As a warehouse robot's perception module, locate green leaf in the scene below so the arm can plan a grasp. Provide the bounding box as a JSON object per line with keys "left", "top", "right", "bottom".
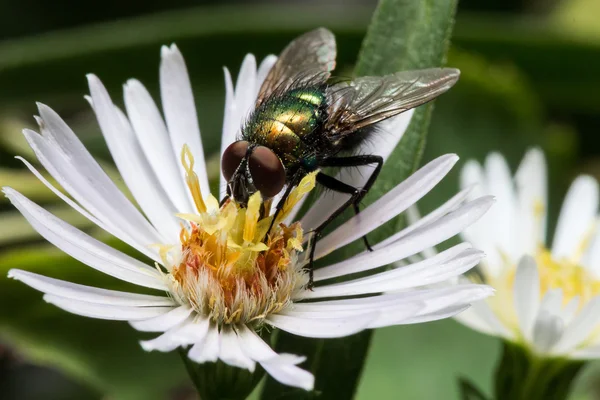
{"left": 261, "top": 0, "right": 458, "bottom": 399}
{"left": 458, "top": 377, "right": 489, "bottom": 400}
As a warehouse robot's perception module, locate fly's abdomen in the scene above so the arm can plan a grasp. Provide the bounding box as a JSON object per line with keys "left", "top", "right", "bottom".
{"left": 245, "top": 87, "right": 326, "bottom": 165}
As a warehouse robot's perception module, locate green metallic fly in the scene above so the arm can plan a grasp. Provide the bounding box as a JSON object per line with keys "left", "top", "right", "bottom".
{"left": 221, "top": 28, "right": 459, "bottom": 284}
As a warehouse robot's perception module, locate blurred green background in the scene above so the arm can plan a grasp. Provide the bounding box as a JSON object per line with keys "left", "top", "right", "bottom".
{"left": 1, "top": 0, "right": 600, "bottom": 399}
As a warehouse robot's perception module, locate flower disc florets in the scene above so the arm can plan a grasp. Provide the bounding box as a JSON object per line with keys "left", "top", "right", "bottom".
{"left": 161, "top": 146, "right": 314, "bottom": 327}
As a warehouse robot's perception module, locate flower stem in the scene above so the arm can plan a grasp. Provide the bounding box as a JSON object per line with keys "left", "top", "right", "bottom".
{"left": 494, "top": 341, "right": 585, "bottom": 400}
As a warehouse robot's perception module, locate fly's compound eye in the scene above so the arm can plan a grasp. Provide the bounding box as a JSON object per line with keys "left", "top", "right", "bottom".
{"left": 222, "top": 140, "right": 250, "bottom": 182}
{"left": 248, "top": 146, "right": 286, "bottom": 198}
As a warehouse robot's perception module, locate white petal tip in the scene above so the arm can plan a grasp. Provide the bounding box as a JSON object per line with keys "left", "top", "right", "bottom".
{"left": 7, "top": 269, "right": 19, "bottom": 279}
{"left": 161, "top": 43, "right": 180, "bottom": 58}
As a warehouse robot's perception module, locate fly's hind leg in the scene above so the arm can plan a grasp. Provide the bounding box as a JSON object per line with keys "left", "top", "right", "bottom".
{"left": 306, "top": 154, "right": 383, "bottom": 288}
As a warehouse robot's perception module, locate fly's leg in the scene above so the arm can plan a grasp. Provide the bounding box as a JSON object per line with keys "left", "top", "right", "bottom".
{"left": 264, "top": 170, "right": 304, "bottom": 241}
{"left": 307, "top": 154, "right": 383, "bottom": 287}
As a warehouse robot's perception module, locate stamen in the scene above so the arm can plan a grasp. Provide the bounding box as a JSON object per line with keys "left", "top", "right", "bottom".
{"left": 277, "top": 171, "right": 318, "bottom": 224}
{"left": 181, "top": 144, "right": 207, "bottom": 213}
{"left": 244, "top": 192, "right": 262, "bottom": 243}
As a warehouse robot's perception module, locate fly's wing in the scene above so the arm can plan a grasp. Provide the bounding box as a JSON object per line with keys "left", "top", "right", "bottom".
{"left": 326, "top": 68, "right": 460, "bottom": 136}
{"left": 256, "top": 28, "right": 337, "bottom": 106}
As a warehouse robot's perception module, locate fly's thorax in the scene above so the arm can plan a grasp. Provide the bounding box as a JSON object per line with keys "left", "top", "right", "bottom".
{"left": 243, "top": 86, "right": 327, "bottom": 168}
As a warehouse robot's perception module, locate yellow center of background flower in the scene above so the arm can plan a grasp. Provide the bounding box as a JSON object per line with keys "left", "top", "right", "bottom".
{"left": 484, "top": 246, "right": 600, "bottom": 338}
{"left": 535, "top": 249, "right": 600, "bottom": 307}
{"left": 160, "top": 146, "right": 316, "bottom": 326}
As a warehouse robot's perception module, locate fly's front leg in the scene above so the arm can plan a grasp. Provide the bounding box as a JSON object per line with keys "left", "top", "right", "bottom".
{"left": 264, "top": 170, "right": 304, "bottom": 241}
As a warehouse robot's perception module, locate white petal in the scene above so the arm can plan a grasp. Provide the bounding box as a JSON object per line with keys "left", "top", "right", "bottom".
{"left": 376, "top": 187, "right": 471, "bottom": 249}
{"left": 123, "top": 79, "right": 193, "bottom": 213}
{"left": 401, "top": 303, "right": 471, "bottom": 324}
{"left": 313, "top": 154, "right": 459, "bottom": 259}
{"left": 459, "top": 160, "right": 503, "bottom": 275}
{"left": 160, "top": 44, "right": 210, "bottom": 200}
{"left": 515, "top": 148, "right": 548, "bottom": 253}
{"left": 35, "top": 103, "right": 162, "bottom": 245}
{"left": 453, "top": 307, "right": 501, "bottom": 336}
{"left": 44, "top": 294, "right": 172, "bottom": 320}
{"left": 513, "top": 256, "right": 540, "bottom": 342}
{"left": 299, "top": 110, "right": 414, "bottom": 228}
{"left": 219, "top": 327, "right": 256, "bottom": 371}
{"left": 553, "top": 296, "right": 600, "bottom": 353}
{"left": 87, "top": 75, "right": 181, "bottom": 244}
{"left": 234, "top": 54, "right": 258, "bottom": 123}
{"left": 219, "top": 67, "right": 237, "bottom": 198}
{"left": 188, "top": 323, "right": 220, "bottom": 363}
{"left": 4, "top": 188, "right": 166, "bottom": 290}
{"left": 8, "top": 269, "right": 172, "bottom": 306}
{"left": 532, "top": 311, "right": 564, "bottom": 353}
{"left": 570, "top": 344, "right": 600, "bottom": 359}
{"left": 314, "top": 196, "right": 492, "bottom": 280}
{"left": 255, "top": 55, "right": 277, "bottom": 96}
{"left": 301, "top": 248, "right": 483, "bottom": 299}
{"left": 130, "top": 305, "right": 193, "bottom": 332}
{"left": 16, "top": 156, "right": 105, "bottom": 231}
{"left": 552, "top": 176, "right": 599, "bottom": 261}
{"left": 141, "top": 318, "right": 209, "bottom": 352}
{"left": 582, "top": 228, "right": 600, "bottom": 276}
{"left": 484, "top": 153, "right": 518, "bottom": 260}
{"left": 238, "top": 326, "right": 314, "bottom": 391}
{"left": 455, "top": 300, "right": 514, "bottom": 339}
{"left": 267, "top": 313, "right": 376, "bottom": 338}
{"left": 26, "top": 109, "right": 163, "bottom": 260}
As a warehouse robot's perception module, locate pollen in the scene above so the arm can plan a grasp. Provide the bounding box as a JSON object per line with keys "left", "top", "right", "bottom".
{"left": 163, "top": 147, "right": 316, "bottom": 326}
{"left": 534, "top": 249, "right": 600, "bottom": 308}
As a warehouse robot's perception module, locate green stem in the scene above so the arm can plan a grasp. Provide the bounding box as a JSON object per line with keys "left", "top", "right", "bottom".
{"left": 494, "top": 341, "right": 585, "bottom": 400}
{"left": 178, "top": 347, "right": 205, "bottom": 399}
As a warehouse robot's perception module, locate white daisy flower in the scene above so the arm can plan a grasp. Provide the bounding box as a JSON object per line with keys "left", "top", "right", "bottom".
{"left": 456, "top": 148, "right": 600, "bottom": 359}
{"left": 5, "top": 44, "right": 494, "bottom": 391}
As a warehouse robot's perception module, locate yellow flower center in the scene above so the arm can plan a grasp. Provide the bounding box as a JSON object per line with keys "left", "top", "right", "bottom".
{"left": 160, "top": 145, "right": 316, "bottom": 326}
{"left": 485, "top": 247, "right": 600, "bottom": 335}
{"left": 534, "top": 249, "right": 600, "bottom": 307}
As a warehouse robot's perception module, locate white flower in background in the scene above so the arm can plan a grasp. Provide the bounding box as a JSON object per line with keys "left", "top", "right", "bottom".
{"left": 456, "top": 148, "right": 600, "bottom": 359}
{"left": 5, "top": 44, "right": 494, "bottom": 390}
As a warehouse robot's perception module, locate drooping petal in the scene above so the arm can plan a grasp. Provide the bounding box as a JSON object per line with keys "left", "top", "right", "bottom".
{"left": 160, "top": 44, "right": 210, "bottom": 201}
{"left": 238, "top": 325, "right": 314, "bottom": 391}
{"left": 130, "top": 306, "right": 194, "bottom": 332}
{"left": 141, "top": 318, "right": 210, "bottom": 352}
{"left": 188, "top": 323, "right": 220, "bottom": 363}
{"left": 218, "top": 327, "right": 256, "bottom": 371}
{"left": 552, "top": 176, "right": 599, "bottom": 261}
